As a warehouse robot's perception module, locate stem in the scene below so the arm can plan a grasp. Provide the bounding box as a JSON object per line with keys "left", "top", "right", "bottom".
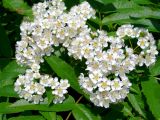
{"left": 99, "top": 12, "right": 102, "bottom": 30}
{"left": 76, "top": 95, "right": 83, "bottom": 104}
{"left": 0, "top": 58, "right": 15, "bottom": 60}
{"left": 65, "top": 96, "right": 83, "bottom": 120}
{"left": 129, "top": 39, "right": 133, "bottom": 48}
{"left": 133, "top": 45, "right": 139, "bottom": 52}
{"left": 65, "top": 111, "right": 72, "bottom": 120}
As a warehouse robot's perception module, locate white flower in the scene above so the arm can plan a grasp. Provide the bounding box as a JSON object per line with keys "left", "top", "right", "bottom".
{"left": 33, "top": 72, "right": 41, "bottom": 79}
{"left": 116, "top": 24, "right": 133, "bottom": 38}
{"left": 25, "top": 82, "right": 36, "bottom": 94}
{"left": 89, "top": 72, "right": 103, "bottom": 84}
{"left": 97, "top": 78, "right": 111, "bottom": 92}
{"left": 111, "top": 78, "right": 123, "bottom": 91}
{"left": 15, "top": 75, "right": 26, "bottom": 85}
{"left": 16, "top": 41, "right": 28, "bottom": 51}
{"left": 53, "top": 96, "right": 65, "bottom": 104}
{"left": 52, "top": 87, "right": 67, "bottom": 97}
{"left": 31, "top": 63, "right": 40, "bottom": 72}
{"left": 137, "top": 37, "right": 149, "bottom": 49}
{"left": 147, "top": 46, "right": 158, "bottom": 55}
{"left": 59, "top": 79, "right": 70, "bottom": 89}
{"left": 35, "top": 83, "right": 46, "bottom": 95}
{"left": 14, "top": 84, "right": 22, "bottom": 93}
{"left": 144, "top": 54, "right": 156, "bottom": 66}
{"left": 52, "top": 79, "right": 69, "bottom": 97}
{"left": 19, "top": 90, "right": 33, "bottom": 101}
{"left": 80, "top": 77, "right": 95, "bottom": 92}
{"left": 51, "top": 77, "right": 59, "bottom": 89}
{"left": 32, "top": 95, "right": 43, "bottom": 104}
{"left": 120, "top": 75, "right": 132, "bottom": 88}
{"left": 23, "top": 47, "right": 35, "bottom": 60}
{"left": 119, "top": 88, "right": 129, "bottom": 99}
{"left": 109, "top": 91, "right": 121, "bottom": 102}
{"left": 86, "top": 61, "right": 101, "bottom": 73}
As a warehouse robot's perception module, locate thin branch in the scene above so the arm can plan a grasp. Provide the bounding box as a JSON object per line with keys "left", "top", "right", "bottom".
{"left": 133, "top": 45, "right": 139, "bottom": 52}
{"left": 129, "top": 39, "right": 133, "bottom": 48}
{"left": 99, "top": 12, "right": 102, "bottom": 30}
{"left": 65, "top": 96, "right": 83, "bottom": 120}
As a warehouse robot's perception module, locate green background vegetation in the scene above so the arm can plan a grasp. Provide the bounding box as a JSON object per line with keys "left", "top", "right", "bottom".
{"left": 0, "top": 0, "right": 160, "bottom": 119}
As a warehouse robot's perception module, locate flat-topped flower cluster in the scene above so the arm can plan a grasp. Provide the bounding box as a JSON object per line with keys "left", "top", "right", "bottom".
{"left": 15, "top": 0, "right": 158, "bottom": 107}
{"left": 78, "top": 24, "right": 158, "bottom": 108}
{"left": 15, "top": 0, "right": 95, "bottom": 104}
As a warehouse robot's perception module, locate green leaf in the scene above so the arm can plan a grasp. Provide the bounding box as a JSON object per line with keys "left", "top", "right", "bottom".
{"left": 102, "top": 5, "right": 160, "bottom": 32}
{"left": 141, "top": 77, "right": 160, "bottom": 119}
{"left": 98, "top": 0, "right": 139, "bottom": 13}
{"left": 127, "top": 93, "right": 146, "bottom": 118}
{"left": 0, "top": 60, "right": 26, "bottom": 87}
{"left": 95, "top": 0, "right": 117, "bottom": 4}
{"left": 100, "top": 0, "right": 154, "bottom": 13}
{"left": 96, "top": 0, "right": 120, "bottom": 5}
{"left": 112, "top": 0, "right": 139, "bottom": 9}
{"left": 131, "top": 84, "right": 145, "bottom": 109}
{"left": 72, "top": 104, "right": 101, "bottom": 120}
{"left": 89, "top": 17, "right": 102, "bottom": 26}
{"left": 0, "top": 23, "right": 12, "bottom": 57}
{"left": 39, "top": 111, "right": 56, "bottom": 120}
{"left": 158, "top": 40, "right": 160, "bottom": 50}
{"left": 122, "top": 102, "right": 133, "bottom": 117}
{"left": 0, "top": 59, "right": 10, "bottom": 70}
{"left": 103, "top": 17, "right": 160, "bottom": 32}
{"left": 46, "top": 89, "right": 54, "bottom": 106}
{"left": 8, "top": 116, "right": 45, "bottom": 120}
{"left": 2, "top": 0, "right": 33, "bottom": 19}
{"left": 45, "top": 55, "right": 82, "bottom": 94}
{"left": 102, "top": 107, "right": 123, "bottom": 120}
{"left": 0, "top": 85, "right": 18, "bottom": 97}
{"left": 56, "top": 115, "right": 63, "bottom": 120}
{"left": 0, "top": 95, "right": 75, "bottom": 114}
{"left": 149, "top": 57, "right": 160, "bottom": 76}
{"left": 102, "top": 6, "right": 160, "bottom": 21}
{"left": 0, "top": 115, "right": 2, "bottom": 120}
{"left": 129, "top": 117, "right": 144, "bottom": 120}
{"left": 130, "top": 86, "right": 139, "bottom": 94}
{"left": 133, "top": 0, "right": 154, "bottom": 5}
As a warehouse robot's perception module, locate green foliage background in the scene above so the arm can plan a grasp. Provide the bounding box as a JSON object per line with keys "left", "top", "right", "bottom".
{"left": 0, "top": 0, "right": 160, "bottom": 120}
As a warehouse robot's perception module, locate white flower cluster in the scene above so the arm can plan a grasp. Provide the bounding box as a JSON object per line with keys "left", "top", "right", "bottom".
{"left": 15, "top": 0, "right": 95, "bottom": 104}
{"left": 76, "top": 25, "right": 158, "bottom": 108}
{"left": 15, "top": 0, "right": 158, "bottom": 108}
{"left": 15, "top": 69, "right": 69, "bottom": 104}
{"left": 116, "top": 24, "right": 158, "bottom": 66}
{"left": 16, "top": 0, "right": 95, "bottom": 68}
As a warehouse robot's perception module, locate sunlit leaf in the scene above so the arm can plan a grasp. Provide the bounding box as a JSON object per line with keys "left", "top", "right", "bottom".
{"left": 46, "top": 89, "right": 54, "bottom": 106}
{"left": 95, "top": 0, "right": 117, "bottom": 4}
{"left": 127, "top": 93, "right": 146, "bottom": 118}
{"left": 45, "top": 55, "right": 82, "bottom": 94}
{"left": 56, "top": 115, "right": 63, "bottom": 120}
{"left": 8, "top": 116, "right": 45, "bottom": 120}
{"left": 2, "top": 0, "right": 33, "bottom": 19}
{"left": 0, "top": 96, "right": 75, "bottom": 114}
{"left": 141, "top": 77, "right": 160, "bottom": 119}
{"left": 72, "top": 104, "right": 101, "bottom": 120}
{"left": 0, "top": 85, "right": 18, "bottom": 97}
{"left": 0, "top": 60, "right": 26, "bottom": 87}
{"left": 39, "top": 111, "right": 56, "bottom": 120}
{"left": 149, "top": 57, "right": 160, "bottom": 76}
{"left": 122, "top": 102, "right": 133, "bottom": 117}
